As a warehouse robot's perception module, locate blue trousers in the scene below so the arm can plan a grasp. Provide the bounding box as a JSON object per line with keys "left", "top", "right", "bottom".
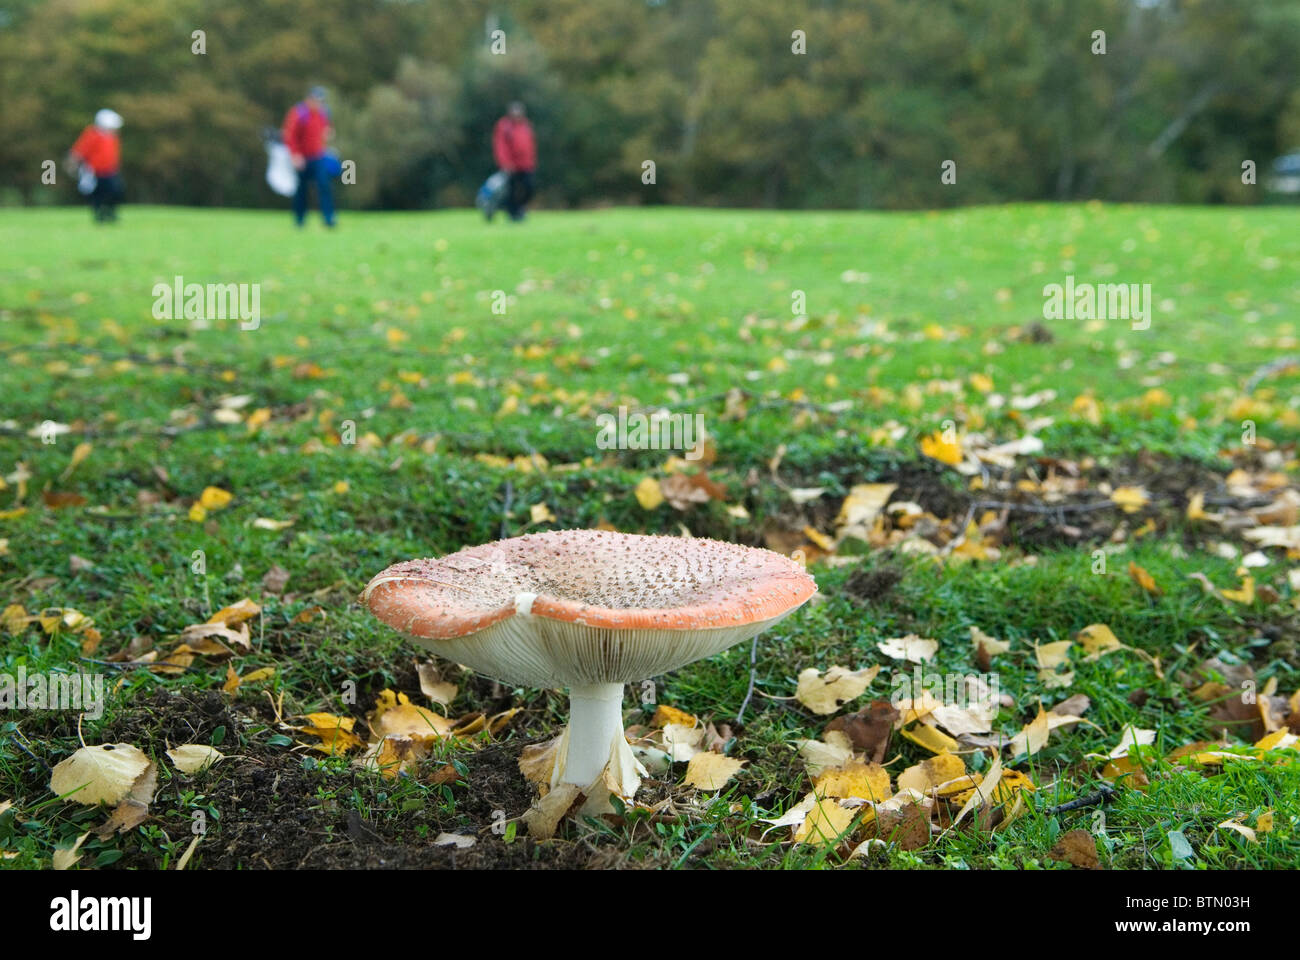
{"left": 293, "top": 157, "right": 335, "bottom": 226}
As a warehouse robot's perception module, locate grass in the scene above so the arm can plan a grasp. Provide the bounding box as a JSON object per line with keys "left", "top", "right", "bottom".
{"left": 0, "top": 202, "right": 1298, "bottom": 870}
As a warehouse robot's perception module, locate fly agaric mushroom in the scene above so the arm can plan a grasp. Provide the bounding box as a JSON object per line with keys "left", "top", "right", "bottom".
{"left": 363, "top": 530, "right": 815, "bottom": 803}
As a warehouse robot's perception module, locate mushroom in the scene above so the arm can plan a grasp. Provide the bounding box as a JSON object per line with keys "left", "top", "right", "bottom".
{"left": 363, "top": 530, "right": 816, "bottom": 803}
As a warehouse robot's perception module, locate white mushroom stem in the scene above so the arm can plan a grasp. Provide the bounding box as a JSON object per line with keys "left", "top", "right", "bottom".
{"left": 560, "top": 682, "right": 628, "bottom": 788}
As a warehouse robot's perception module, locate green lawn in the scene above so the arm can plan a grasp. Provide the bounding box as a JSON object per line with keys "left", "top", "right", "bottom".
{"left": 1, "top": 203, "right": 1297, "bottom": 870}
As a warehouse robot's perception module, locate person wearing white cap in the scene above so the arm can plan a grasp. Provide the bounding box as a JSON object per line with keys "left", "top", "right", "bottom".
{"left": 68, "top": 109, "right": 125, "bottom": 222}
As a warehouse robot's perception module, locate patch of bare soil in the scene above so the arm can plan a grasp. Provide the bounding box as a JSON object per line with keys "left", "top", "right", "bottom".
{"left": 46, "top": 689, "right": 657, "bottom": 869}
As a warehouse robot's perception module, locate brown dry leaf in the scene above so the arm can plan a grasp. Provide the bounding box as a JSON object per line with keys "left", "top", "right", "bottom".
{"left": 795, "top": 665, "right": 881, "bottom": 715}
{"left": 261, "top": 565, "right": 291, "bottom": 595}
{"left": 824, "top": 700, "right": 898, "bottom": 763}
{"left": 659, "top": 472, "right": 725, "bottom": 511}
{"left": 861, "top": 794, "right": 933, "bottom": 850}
{"left": 682, "top": 752, "right": 745, "bottom": 791}
{"left": 1050, "top": 828, "right": 1101, "bottom": 869}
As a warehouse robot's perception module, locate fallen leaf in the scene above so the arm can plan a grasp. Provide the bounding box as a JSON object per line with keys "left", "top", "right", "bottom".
{"left": 877, "top": 634, "right": 938, "bottom": 663}
{"left": 49, "top": 744, "right": 152, "bottom": 806}
{"left": 795, "top": 665, "right": 881, "bottom": 714}
{"left": 523, "top": 782, "right": 582, "bottom": 838}
{"left": 634, "top": 476, "right": 664, "bottom": 510}
{"left": 1111, "top": 487, "right": 1149, "bottom": 514}
{"left": 1077, "top": 624, "right": 1123, "bottom": 660}
{"left": 52, "top": 832, "right": 91, "bottom": 870}
{"left": 166, "top": 745, "right": 225, "bottom": 774}
{"left": 1050, "top": 828, "right": 1101, "bottom": 868}
{"left": 1129, "top": 561, "right": 1162, "bottom": 595}
{"left": 813, "top": 761, "right": 891, "bottom": 802}
{"left": 683, "top": 752, "right": 745, "bottom": 790}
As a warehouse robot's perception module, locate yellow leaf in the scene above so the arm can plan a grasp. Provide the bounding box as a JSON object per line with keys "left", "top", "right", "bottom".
{"left": 919, "top": 430, "right": 962, "bottom": 466}
{"left": 650, "top": 704, "right": 698, "bottom": 728}
{"left": 49, "top": 744, "right": 152, "bottom": 806}
{"left": 207, "top": 598, "right": 261, "bottom": 626}
{"left": 683, "top": 752, "right": 745, "bottom": 791}
{"left": 813, "top": 761, "right": 891, "bottom": 802}
{"left": 634, "top": 476, "right": 664, "bottom": 510}
{"left": 1110, "top": 487, "right": 1149, "bottom": 513}
{"left": 1128, "top": 562, "right": 1162, "bottom": 595}
{"left": 1035, "top": 639, "right": 1074, "bottom": 669}
{"left": 529, "top": 502, "right": 557, "bottom": 524}
{"left": 793, "top": 798, "right": 856, "bottom": 845}
{"left": 900, "top": 724, "right": 960, "bottom": 755}
{"left": 1, "top": 604, "right": 30, "bottom": 634}
{"left": 166, "top": 745, "right": 225, "bottom": 775}
{"left": 1077, "top": 624, "right": 1123, "bottom": 660}
{"left": 1008, "top": 704, "right": 1051, "bottom": 759}
{"left": 896, "top": 753, "right": 965, "bottom": 794}
{"left": 198, "top": 486, "right": 233, "bottom": 511}
{"left": 795, "top": 665, "right": 880, "bottom": 715}
{"left": 1220, "top": 568, "right": 1255, "bottom": 605}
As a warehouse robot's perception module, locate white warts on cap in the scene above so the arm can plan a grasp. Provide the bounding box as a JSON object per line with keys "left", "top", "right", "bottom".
{"left": 514, "top": 591, "right": 538, "bottom": 615}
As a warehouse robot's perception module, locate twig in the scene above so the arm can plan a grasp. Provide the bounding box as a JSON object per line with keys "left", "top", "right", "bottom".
{"left": 1043, "top": 783, "right": 1117, "bottom": 816}
{"left": 735, "top": 634, "right": 761, "bottom": 725}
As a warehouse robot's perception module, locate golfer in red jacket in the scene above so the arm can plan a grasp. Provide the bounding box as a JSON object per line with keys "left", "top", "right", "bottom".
{"left": 492, "top": 102, "right": 537, "bottom": 221}
{"left": 282, "top": 86, "right": 336, "bottom": 227}
{"left": 68, "top": 109, "right": 124, "bottom": 223}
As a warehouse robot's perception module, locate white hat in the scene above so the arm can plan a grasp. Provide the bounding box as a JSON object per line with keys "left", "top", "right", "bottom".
{"left": 94, "top": 109, "right": 123, "bottom": 131}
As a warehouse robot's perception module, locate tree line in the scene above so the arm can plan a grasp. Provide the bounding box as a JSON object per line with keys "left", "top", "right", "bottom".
{"left": 2, "top": 0, "right": 1297, "bottom": 210}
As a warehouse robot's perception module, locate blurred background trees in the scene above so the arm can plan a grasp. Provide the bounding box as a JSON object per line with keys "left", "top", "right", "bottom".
{"left": 2, "top": 0, "right": 1297, "bottom": 209}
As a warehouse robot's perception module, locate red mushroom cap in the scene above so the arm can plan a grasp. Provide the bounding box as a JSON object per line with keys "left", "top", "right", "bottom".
{"left": 362, "top": 530, "right": 816, "bottom": 686}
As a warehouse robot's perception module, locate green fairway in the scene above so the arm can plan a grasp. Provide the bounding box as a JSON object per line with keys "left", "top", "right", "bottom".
{"left": 1, "top": 203, "right": 1298, "bottom": 869}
